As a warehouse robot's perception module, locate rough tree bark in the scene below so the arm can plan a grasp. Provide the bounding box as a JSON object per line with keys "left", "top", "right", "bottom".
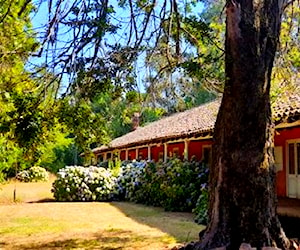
{"left": 186, "top": 0, "right": 292, "bottom": 249}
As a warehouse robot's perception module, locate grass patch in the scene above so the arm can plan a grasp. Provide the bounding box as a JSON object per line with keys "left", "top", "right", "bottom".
{"left": 0, "top": 229, "right": 176, "bottom": 250}
{"left": 0, "top": 179, "right": 204, "bottom": 249}
{"left": 0, "top": 216, "right": 69, "bottom": 236}
{"left": 111, "top": 202, "right": 203, "bottom": 243}
{"left": 0, "top": 176, "right": 55, "bottom": 203}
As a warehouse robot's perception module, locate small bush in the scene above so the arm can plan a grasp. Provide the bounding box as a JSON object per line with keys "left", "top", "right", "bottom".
{"left": 142, "top": 158, "right": 208, "bottom": 212}
{"left": 52, "top": 166, "right": 117, "bottom": 202}
{"left": 193, "top": 186, "right": 209, "bottom": 225}
{"left": 116, "top": 160, "right": 146, "bottom": 201}
{"left": 134, "top": 160, "right": 166, "bottom": 207}
{"left": 16, "top": 166, "right": 49, "bottom": 182}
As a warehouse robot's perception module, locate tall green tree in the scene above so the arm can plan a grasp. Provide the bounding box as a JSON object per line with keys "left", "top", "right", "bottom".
{"left": 0, "top": 0, "right": 37, "bottom": 176}
{"left": 0, "top": 1, "right": 73, "bottom": 177}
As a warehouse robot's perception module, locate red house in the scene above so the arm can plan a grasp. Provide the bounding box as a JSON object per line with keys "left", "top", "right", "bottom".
{"left": 92, "top": 94, "right": 300, "bottom": 198}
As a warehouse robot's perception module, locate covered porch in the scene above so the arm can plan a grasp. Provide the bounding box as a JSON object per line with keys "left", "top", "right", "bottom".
{"left": 278, "top": 197, "right": 300, "bottom": 218}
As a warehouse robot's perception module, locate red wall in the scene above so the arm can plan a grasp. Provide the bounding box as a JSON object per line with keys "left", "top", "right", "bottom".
{"left": 95, "top": 126, "right": 300, "bottom": 198}
{"left": 188, "top": 140, "right": 212, "bottom": 161}
{"left": 151, "top": 145, "right": 164, "bottom": 162}
{"left": 128, "top": 149, "right": 136, "bottom": 160}
{"left": 138, "top": 147, "right": 148, "bottom": 160}
{"left": 168, "top": 142, "right": 185, "bottom": 159}
{"left": 120, "top": 150, "right": 126, "bottom": 161}
{"left": 275, "top": 126, "right": 300, "bottom": 197}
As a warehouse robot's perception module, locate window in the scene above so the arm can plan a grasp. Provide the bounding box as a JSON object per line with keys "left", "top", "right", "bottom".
{"left": 138, "top": 151, "right": 144, "bottom": 160}
{"left": 288, "top": 142, "right": 300, "bottom": 175}
{"left": 158, "top": 152, "right": 164, "bottom": 161}
{"left": 107, "top": 152, "right": 112, "bottom": 160}
{"left": 274, "top": 146, "right": 283, "bottom": 172}
{"left": 98, "top": 155, "right": 104, "bottom": 163}
{"left": 202, "top": 146, "right": 212, "bottom": 167}
{"left": 172, "top": 147, "right": 179, "bottom": 157}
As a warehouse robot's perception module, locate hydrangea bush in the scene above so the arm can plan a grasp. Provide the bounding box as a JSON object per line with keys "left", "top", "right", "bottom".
{"left": 51, "top": 159, "right": 209, "bottom": 223}
{"left": 133, "top": 158, "right": 208, "bottom": 212}
{"left": 116, "top": 158, "right": 209, "bottom": 213}
{"left": 193, "top": 186, "right": 209, "bottom": 225}
{"left": 52, "top": 166, "right": 117, "bottom": 201}
{"left": 17, "top": 166, "right": 49, "bottom": 182}
{"left": 116, "top": 160, "right": 146, "bottom": 201}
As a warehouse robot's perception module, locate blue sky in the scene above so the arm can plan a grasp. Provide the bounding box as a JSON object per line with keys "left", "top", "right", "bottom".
{"left": 29, "top": 0, "right": 205, "bottom": 93}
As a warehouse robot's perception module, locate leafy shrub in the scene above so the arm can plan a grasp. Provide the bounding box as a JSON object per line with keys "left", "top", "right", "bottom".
{"left": 134, "top": 160, "right": 167, "bottom": 206}
{"left": 51, "top": 158, "right": 209, "bottom": 218}
{"left": 116, "top": 160, "right": 146, "bottom": 201}
{"left": 0, "top": 172, "right": 6, "bottom": 183}
{"left": 52, "top": 166, "right": 117, "bottom": 201}
{"left": 193, "top": 186, "right": 209, "bottom": 225}
{"left": 16, "top": 166, "right": 49, "bottom": 182}
{"left": 117, "top": 157, "right": 209, "bottom": 212}
{"left": 144, "top": 158, "right": 208, "bottom": 212}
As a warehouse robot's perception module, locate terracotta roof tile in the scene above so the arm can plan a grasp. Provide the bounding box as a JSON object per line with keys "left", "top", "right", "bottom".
{"left": 93, "top": 93, "right": 300, "bottom": 153}
{"left": 273, "top": 93, "right": 300, "bottom": 120}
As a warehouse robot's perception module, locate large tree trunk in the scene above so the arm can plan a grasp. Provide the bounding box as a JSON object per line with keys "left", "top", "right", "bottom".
{"left": 189, "top": 0, "right": 291, "bottom": 249}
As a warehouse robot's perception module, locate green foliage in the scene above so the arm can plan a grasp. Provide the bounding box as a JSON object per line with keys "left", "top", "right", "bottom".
{"left": 52, "top": 166, "right": 117, "bottom": 202}
{"left": 117, "top": 158, "right": 209, "bottom": 212}
{"left": 51, "top": 158, "right": 209, "bottom": 219}
{"left": 89, "top": 91, "right": 165, "bottom": 142}
{"left": 16, "top": 166, "right": 49, "bottom": 182}
{"left": 0, "top": 1, "right": 72, "bottom": 178}
{"left": 180, "top": 2, "right": 225, "bottom": 95}
{"left": 41, "top": 142, "right": 82, "bottom": 173}
{"left": 271, "top": 1, "right": 300, "bottom": 99}
{"left": 0, "top": 138, "right": 22, "bottom": 179}
{"left": 193, "top": 187, "right": 209, "bottom": 225}
{"left": 108, "top": 158, "right": 122, "bottom": 178}
{"left": 141, "top": 107, "right": 166, "bottom": 124}
{"left": 116, "top": 161, "right": 146, "bottom": 201}
{"left": 58, "top": 97, "right": 110, "bottom": 155}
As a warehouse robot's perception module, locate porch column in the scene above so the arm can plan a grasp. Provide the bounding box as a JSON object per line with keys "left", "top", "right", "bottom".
{"left": 164, "top": 143, "right": 168, "bottom": 162}
{"left": 136, "top": 148, "right": 139, "bottom": 160}
{"left": 184, "top": 139, "right": 189, "bottom": 160}
{"left": 103, "top": 153, "right": 107, "bottom": 161}
{"left": 125, "top": 149, "right": 128, "bottom": 161}
{"left": 148, "top": 145, "right": 151, "bottom": 160}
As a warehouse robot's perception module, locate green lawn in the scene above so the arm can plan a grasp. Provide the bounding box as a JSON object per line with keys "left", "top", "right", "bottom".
{"left": 0, "top": 179, "right": 204, "bottom": 249}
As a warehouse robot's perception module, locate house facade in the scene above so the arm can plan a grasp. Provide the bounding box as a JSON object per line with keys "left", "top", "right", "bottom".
{"left": 92, "top": 94, "right": 300, "bottom": 199}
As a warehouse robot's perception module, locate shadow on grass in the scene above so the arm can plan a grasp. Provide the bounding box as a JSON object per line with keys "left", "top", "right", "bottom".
{"left": 110, "top": 201, "right": 204, "bottom": 244}
{"left": 1, "top": 230, "right": 137, "bottom": 250}
{"left": 27, "top": 198, "right": 56, "bottom": 203}
{"left": 27, "top": 200, "right": 298, "bottom": 241}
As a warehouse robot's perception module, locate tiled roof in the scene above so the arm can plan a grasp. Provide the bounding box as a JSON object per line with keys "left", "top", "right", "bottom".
{"left": 93, "top": 99, "right": 220, "bottom": 153}
{"left": 273, "top": 93, "right": 300, "bottom": 120}
{"left": 93, "top": 93, "right": 300, "bottom": 154}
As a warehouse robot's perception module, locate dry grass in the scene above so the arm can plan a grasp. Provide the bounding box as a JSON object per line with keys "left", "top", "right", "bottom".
{"left": 0, "top": 178, "right": 204, "bottom": 249}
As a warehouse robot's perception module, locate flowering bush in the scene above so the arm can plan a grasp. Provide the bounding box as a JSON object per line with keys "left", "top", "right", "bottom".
{"left": 52, "top": 166, "right": 117, "bottom": 201}
{"left": 133, "top": 158, "right": 208, "bottom": 212}
{"left": 133, "top": 160, "right": 166, "bottom": 206}
{"left": 116, "top": 157, "right": 209, "bottom": 212}
{"left": 116, "top": 160, "right": 146, "bottom": 201}
{"left": 17, "top": 166, "right": 49, "bottom": 182}
{"left": 51, "top": 159, "right": 209, "bottom": 219}
{"left": 193, "top": 186, "right": 209, "bottom": 225}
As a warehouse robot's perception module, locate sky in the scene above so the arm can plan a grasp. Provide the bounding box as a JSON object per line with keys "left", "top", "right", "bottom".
{"left": 29, "top": 0, "right": 205, "bottom": 94}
